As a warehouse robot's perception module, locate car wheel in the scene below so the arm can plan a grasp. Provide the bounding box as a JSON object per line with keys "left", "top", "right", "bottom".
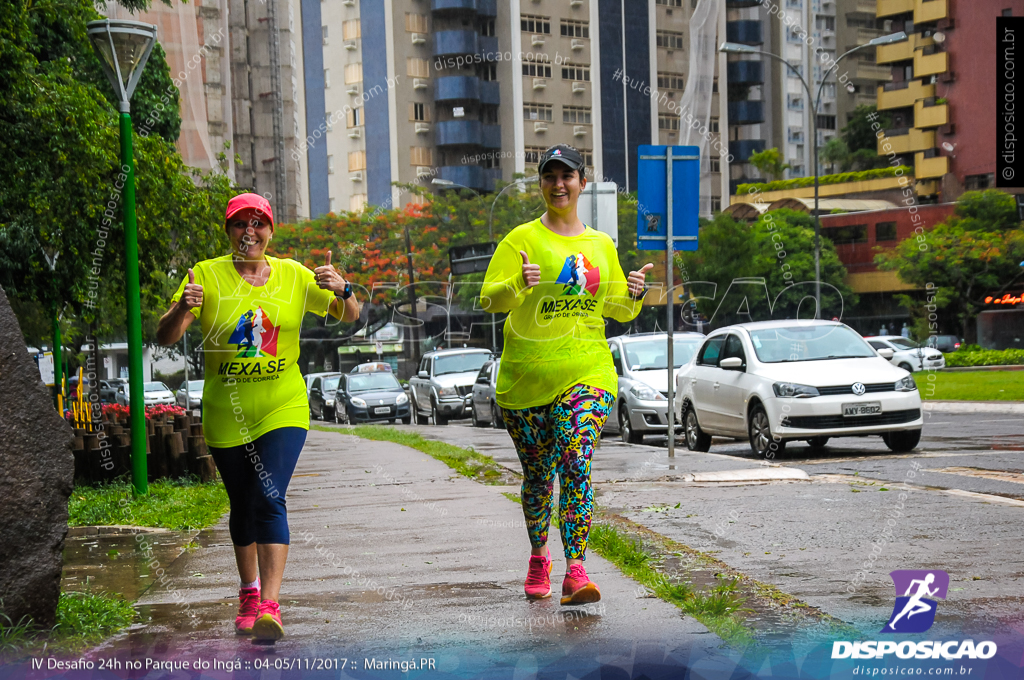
{"left": 749, "top": 405, "right": 785, "bottom": 459}
{"left": 807, "top": 436, "right": 829, "bottom": 449}
{"left": 683, "top": 404, "right": 712, "bottom": 452}
{"left": 334, "top": 407, "right": 348, "bottom": 425}
{"left": 389, "top": 419, "right": 396, "bottom": 424}
{"left": 491, "top": 402, "right": 505, "bottom": 430}
{"left": 882, "top": 429, "right": 921, "bottom": 452}
{"left": 402, "top": 416, "right": 412, "bottom": 425}
{"left": 471, "top": 403, "right": 485, "bottom": 427}
{"left": 898, "top": 362, "right": 913, "bottom": 372}
{"left": 415, "top": 410, "right": 429, "bottom": 425}
{"left": 432, "top": 400, "right": 448, "bottom": 426}
{"left": 311, "top": 407, "right": 320, "bottom": 420}
{"left": 619, "top": 405, "right": 643, "bottom": 445}
{"left": 324, "top": 407, "right": 334, "bottom": 422}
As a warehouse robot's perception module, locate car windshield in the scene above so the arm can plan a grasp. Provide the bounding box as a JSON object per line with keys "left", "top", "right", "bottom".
{"left": 188, "top": 380, "right": 203, "bottom": 390}
{"left": 749, "top": 325, "right": 877, "bottom": 363}
{"left": 888, "top": 337, "right": 921, "bottom": 349}
{"left": 349, "top": 374, "right": 402, "bottom": 392}
{"left": 624, "top": 338, "right": 702, "bottom": 370}
{"left": 144, "top": 382, "right": 169, "bottom": 392}
{"left": 323, "top": 376, "right": 341, "bottom": 392}
{"left": 434, "top": 352, "right": 489, "bottom": 376}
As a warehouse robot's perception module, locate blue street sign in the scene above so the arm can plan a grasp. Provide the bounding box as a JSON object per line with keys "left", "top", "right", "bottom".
{"left": 636, "top": 145, "right": 700, "bottom": 252}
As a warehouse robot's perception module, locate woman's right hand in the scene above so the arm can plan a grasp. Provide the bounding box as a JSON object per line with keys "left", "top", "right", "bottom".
{"left": 520, "top": 251, "right": 540, "bottom": 288}
{"left": 179, "top": 268, "right": 204, "bottom": 310}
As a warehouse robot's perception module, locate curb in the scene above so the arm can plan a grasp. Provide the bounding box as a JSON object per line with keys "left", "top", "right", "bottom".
{"left": 938, "top": 365, "right": 1024, "bottom": 372}
{"left": 689, "top": 467, "right": 810, "bottom": 483}
{"left": 922, "top": 400, "right": 1024, "bottom": 414}
{"left": 67, "top": 525, "right": 170, "bottom": 538}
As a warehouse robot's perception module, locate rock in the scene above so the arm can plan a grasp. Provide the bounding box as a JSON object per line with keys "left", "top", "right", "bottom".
{"left": 0, "top": 286, "right": 74, "bottom": 630}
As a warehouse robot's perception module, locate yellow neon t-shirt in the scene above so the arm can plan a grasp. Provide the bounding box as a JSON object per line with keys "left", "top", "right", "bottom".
{"left": 480, "top": 218, "right": 643, "bottom": 410}
{"left": 172, "top": 254, "right": 333, "bottom": 447}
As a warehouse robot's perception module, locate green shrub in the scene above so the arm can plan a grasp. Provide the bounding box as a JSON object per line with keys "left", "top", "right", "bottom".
{"left": 737, "top": 166, "right": 913, "bottom": 195}
{"left": 944, "top": 347, "right": 1024, "bottom": 367}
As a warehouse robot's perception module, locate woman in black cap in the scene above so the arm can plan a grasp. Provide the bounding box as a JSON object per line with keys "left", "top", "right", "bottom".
{"left": 481, "top": 144, "right": 652, "bottom": 604}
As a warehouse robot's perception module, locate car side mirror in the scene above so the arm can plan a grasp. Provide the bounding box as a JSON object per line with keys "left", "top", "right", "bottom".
{"left": 720, "top": 357, "right": 744, "bottom": 370}
{"left": 418, "top": 370, "right": 429, "bottom": 379}
{"left": 877, "top": 348, "right": 894, "bottom": 359}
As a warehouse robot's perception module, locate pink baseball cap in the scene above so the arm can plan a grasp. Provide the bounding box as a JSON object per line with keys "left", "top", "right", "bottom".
{"left": 225, "top": 193, "right": 274, "bottom": 226}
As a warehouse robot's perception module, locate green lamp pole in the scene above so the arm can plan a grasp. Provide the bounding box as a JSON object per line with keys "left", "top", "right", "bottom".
{"left": 87, "top": 19, "right": 158, "bottom": 495}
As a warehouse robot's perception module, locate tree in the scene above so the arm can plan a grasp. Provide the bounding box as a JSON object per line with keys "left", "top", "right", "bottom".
{"left": 836, "top": 105, "right": 891, "bottom": 171}
{"left": 875, "top": 190, "right": 1024, "bottom": 341}
{"left": 749, "top": 147, "right": 790, "bottom": 182}
{"left": 819, "top": 137, "right": 850, "bottom": 174}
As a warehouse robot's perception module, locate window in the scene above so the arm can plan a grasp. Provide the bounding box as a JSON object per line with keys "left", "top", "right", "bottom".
{"left": 823, "top": 224, "right": 868, "bottom": 245}
{"left": 410, "top": 102, "right": 430, "bottom": 121}
{"left": 722, "top": 334, "right": 747, "bottom": 365}
{"left": 710, "top": 117, "right": 719, "bottom": 133}
{"left": 521, "top": 14, "right": 550, "bottom": 34}
{"left": 410, "top": 147, "right": 432, "bottom": 166}
{"left": 817, "top": 114, "right": 836, "bottom": 130}
{"left": 610, "top": 345, "right": 623, "bottom": 376}
{"left": 524, "top": 146, "right": 546, "bottom": 164}
{"left": 697, "top": 336, "right": 726, "bottom": 367}
{"left": 350, "top": 194, "right": 367, "bottom": 213}
{"left": 965, "top": 174, "right": 994, "bottom": 190}
{"left": 787, "top": 27, "right": 803, "bottom": 43}
{"left": 348, "top": 151, "right": 366, "bottom": 172}
{"left": 710, "top": 157, "right": 720, "bottom": 173}
{"left": 656, "top": 30, "right": 684, "bottom": 50}
{"left": 323, "top": 68, "right": 330, "bottom": 88}
{"left": 579, "top": 148, "right": 594, "bottom": 170}
{"left": 658, "top": 114, "right": 679, "bottom": 131}
{"left": 329, "top": 197, "right": 336, "bottom": 213}
{"left": 343, "top": 19, "right": 361, "bottom": 40}
{"left": 787, "top": 94, "right": 803, "bottom": 110}
{"left": 404, "top": 13, "right": 427, "bottom": 33}
{"left": 327, "top": 155, "right": 334, "bottom": 174}
{"left": 815, "top": 16, "right": 835, "bottom": 31}
{"left": 656, "top": 0, "right": 683, "bottom": 5}
{"left": 524, "top": 102, "right": 553, "bottom": 121}
{"left": 481, "top": 20, "right": 495, "bottom": 37}
{"left": 712, "top": 77, "right": 718, "bottom": 93}
{"left": 657, "top": 71, "right": 685, "bottom": 91}
{"left": 875, "top": 222, "right": 897, "bottom": 242}
{"left": 482, "top": 62, "right": 497, "bottom": 81}
{"left": 563, "top": 105, "right": 591, "bottom": 124}
{"left": 788, "top": 127, "right": 804, "bottom": 143}
{"left": 407, "top": 57, "right": 430, "bottom": 78}
{"left": 347, "top": 107, "right": 363, "bottom": 128}
{"left": 325, "top": 111, "right": 333, "bottom": 131}
{"left": 561, "top": 62, "right": 590, "bottom": 81}
{"left": 711, "top": 197, "right": 721, "bottom": 213}
{"left": 560, "top": 19, "right": 589, "bottom": 38}
{"left": 345, "top": 63, "right": 363, "bottom": 84}
{"left": 522, "top": 57, "right": 552, "bottom": 78}
{"left": 322, "top": 25, "right": 329, "bottom": 45}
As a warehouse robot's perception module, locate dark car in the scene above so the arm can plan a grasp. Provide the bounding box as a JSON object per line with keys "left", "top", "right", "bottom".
{"left": 334, "top": 371, "right": 411, "bottom": 425}
{"left": 308, "top": 373, "right": 342, "bottom": 420}
{"left": 926, "top": 334, "right": 962, "bottom": 353}
{"left": 470, "top": 358, "right": 504, "bottom": 428}
{"left": 100, "top": 379, "right": 127, "bottom": 403}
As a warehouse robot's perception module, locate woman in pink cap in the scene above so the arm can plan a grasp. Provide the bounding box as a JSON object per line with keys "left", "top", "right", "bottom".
{"left": 156, "top": 193, "right": 359, "bottom": 642}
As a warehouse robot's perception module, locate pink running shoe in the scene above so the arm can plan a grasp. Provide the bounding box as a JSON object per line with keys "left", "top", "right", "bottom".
{"left": 560, "top": 563, "right": 601, "bottom": 606}
{"left": 524, "top": 550, "right": 552, "bottom": 600}
{"left": 251, "top": 600, "right": 284, "bottom": 642}
{"left": 234, "top": 583, "right": 261, "bottom": 634}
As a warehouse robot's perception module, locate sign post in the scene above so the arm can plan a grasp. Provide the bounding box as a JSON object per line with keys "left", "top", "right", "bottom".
{"left": 637, "top": 145, "right": 700, "bottom": 458}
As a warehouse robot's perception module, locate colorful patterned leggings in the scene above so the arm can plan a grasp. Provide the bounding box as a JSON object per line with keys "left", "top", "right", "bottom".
{"left": 501, "top": 384, "right": 614, "bottom": 560}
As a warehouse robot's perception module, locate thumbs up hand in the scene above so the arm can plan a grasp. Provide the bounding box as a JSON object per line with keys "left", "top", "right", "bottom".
{"left": 520, "top": 250, "right": 541, "bottom": 288}
{"left": 314, "top": 250, "right": 348, "bottom": 293}
{"left": 179, "top": 268, "right": 204, "bottom": 309}
{"left": 627, "top": 263, "right": 654, "bottom": 298}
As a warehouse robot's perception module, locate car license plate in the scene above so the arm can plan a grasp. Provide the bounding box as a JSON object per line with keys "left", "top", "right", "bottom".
{"left": 374, "top": 406, "right": 390, "bottom": 415}
{"left": 842, "top": 401, "right": 882, "bottom": 417}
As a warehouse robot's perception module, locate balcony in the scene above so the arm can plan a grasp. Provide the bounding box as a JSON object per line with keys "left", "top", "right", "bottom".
{"left": 482, "top": 124, "right": 501, "bottom": 148}
{"left": 436, "top": 165, "right": 485, "bottom": 191}
{"left": 478, "top": 0, "right": 496, "bottom": 17}
{"left": 854, "top": 60, "right": 892, "bottom": 82}
{"left": 727, "top": 60, "right": 764, "bottom": 84}
{"left": 914, "top": 98, "right": 948, "bottom": 128}
{"left": 855, "top": 27, "right": 883, "bottom": 45}
{"left": 480, "top": 80, "right": 500, "bottom": 105}
{"left": 726, "top": 20, "right": 763, "bottom": 45}
{"left": 876, "top": 34, "right": 916, "bottom": 63}
{"left": 431, "top": 0, "right": 477, "bottom": 14}
{"left": 479, "top": 35, "right": 499, "bottom": 56}
{"left": 851, "top": 0, "right": 876, "bottom": 13}
{"left": 434, "top": 76, "right": 480, "bottom": 102}
{"left": 914, "top": 0, "right": 947, "bottom": 23}
{"left": 728, "top": 100, "right": 764, "bottom": 125}
{"left": 878, "top": 127, "right": 935, "bottom": 154}
{"left": 876, "top": 0, "right": 913, "bottom": 17}
{"left": 914, "top": 47, "right": 948, "bottom": 78}
{"left": 876, "top": 79, "right": 935, "bottom": 110}
{"left": 483, "top": 167, "right": 502, "bottom": 191}
{"left": 914, "top": 150, "right": 948, "bottom": 179}
{"left": 434, "top": 30, "right": 479, "bottom": 58}
{"left": 436, "top": 120, "right": 482, "bottom": 147}
{"left": 726, "top": 0, "right": 762, "bottom": 6}
{"left": 729, "top": 139, "right": 766, "bottom": 162}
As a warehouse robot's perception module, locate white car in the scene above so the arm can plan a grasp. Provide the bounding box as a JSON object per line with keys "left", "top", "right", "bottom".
{"left": 865, "top": 335, "right": 945, "bottom": 372}
{"left": 175, "top": 379, "right": 204, "bottom": 409}
{"left": 116, "top": 381, "right": 176, "bottom": 407}
{"left": 676, "top": 320, "right": 923, "bottom": 458}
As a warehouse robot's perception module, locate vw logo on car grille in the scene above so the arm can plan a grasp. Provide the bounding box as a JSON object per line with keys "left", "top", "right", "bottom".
{"left": 852, "top": 382, "right": 866, "bottom": 396}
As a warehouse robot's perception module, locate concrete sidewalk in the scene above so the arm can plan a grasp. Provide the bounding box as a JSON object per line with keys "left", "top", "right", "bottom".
{"left": 89, "top": 429, "right": 741, "bottom": 678}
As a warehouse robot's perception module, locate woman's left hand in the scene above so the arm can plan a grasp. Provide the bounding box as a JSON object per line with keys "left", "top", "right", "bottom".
{"left": 313, "top": 251, "right": 348, "bottom": 294}
{"left": 627, "top": 263, "right": 654, "bottom": 297}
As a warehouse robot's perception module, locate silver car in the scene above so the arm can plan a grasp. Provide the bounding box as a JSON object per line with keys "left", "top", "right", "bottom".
{"left": 470, "top": 358, "right": 504, "bottom": 429}
{"left": 604, "top": 332, "right": 705, "bottom": 444}
{"left": 175, "top": 379, "right": 204, "bottom": 409}
{"left": 408, "top": 348, "right": 492, "bottom": 425}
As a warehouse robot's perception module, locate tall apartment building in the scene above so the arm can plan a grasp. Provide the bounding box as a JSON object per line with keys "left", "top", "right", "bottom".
{"left": 874, "top": 0, "right": 1022, "bottom": 200}
{"left": 301, "top": 0, "right": 725, "bottom": 216}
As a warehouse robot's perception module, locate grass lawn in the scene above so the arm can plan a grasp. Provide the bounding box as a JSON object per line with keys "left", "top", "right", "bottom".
{"left": 1, "top": 591, "right": 136, "bottom": 658}
{"left": 68, "top": 477, "right": 229, "bottom": 531}
{"left": 919, "top": 370, "right": 1024, "bottom": 401}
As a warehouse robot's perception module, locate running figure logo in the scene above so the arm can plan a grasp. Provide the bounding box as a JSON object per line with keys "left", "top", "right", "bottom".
{"left": 556, "top": 253, "right": 601, "bottom": 296}
{"left": 881, "top": 570, "right": 949, "bottom": 633}
{"left": 228, "top": 307, "right": 279, "bottom": 358}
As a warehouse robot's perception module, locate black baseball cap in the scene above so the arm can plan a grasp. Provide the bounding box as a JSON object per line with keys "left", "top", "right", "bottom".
{"left": 538, "top": 144, "right": 585, "bottom": 174}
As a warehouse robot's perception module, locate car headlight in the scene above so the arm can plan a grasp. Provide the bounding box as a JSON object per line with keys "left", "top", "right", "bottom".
{"left": 895, "top": 375, "right": 917, "bottom": 392}
{"left": 350, "top": 397, "right": 367, "bottom": 408}
{"left": 396, "top": 393, "right": 408, "bottom": 405}
{"left": 629, "top": 384, "right": 665, "bottom": 401}
{"left": 437, "top": 386, "right": 458, "bottom": 398}
{"left": 773, "top": 382, "right": 820, "bottom": 398}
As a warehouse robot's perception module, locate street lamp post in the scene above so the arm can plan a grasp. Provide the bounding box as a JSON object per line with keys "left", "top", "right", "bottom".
{"left": 488, "top": 176, "right": 539, "bottom": 241}
{"left": 720, "top": 32, "right": 906, "bottom": 317}
{"left": 87, "top": 19, "right": 158, "bottom": 495}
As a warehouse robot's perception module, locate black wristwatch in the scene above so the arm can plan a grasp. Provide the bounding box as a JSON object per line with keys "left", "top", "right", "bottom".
{"left": 336, "top": 282, "right": 353, "bottom": 300}
{"left": 629, "top": 285, "right": 649, "bottom": 301}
